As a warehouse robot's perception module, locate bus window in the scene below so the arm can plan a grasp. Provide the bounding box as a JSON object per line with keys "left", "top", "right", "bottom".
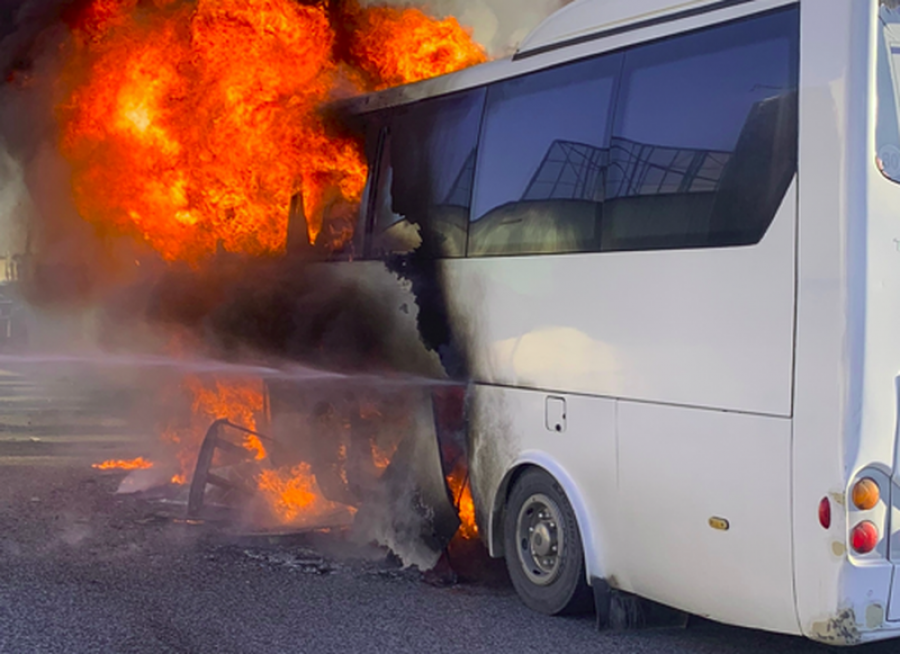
{"left": 468, "top": 54, "right": 621, "bottom": 257}
{"left": 877, "top": 2, "right": 900, "bottom": 181}
{"left": 604, "top": 8, "right": 798, "bottom": 251}
{"left": 369, "top": 89, "right": 485, "bottom": 259}
{"left": 468, "top": 8, "right": 798, "bottom": 258}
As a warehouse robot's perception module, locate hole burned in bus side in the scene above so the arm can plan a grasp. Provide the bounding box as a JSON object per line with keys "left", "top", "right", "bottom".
{"left": 363, "top": 88, "right": 486, "bottom": 380}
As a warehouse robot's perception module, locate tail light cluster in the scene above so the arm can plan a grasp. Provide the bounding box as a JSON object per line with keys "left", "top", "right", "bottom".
{"left": 847, "top": 473, "right": 888, "bottom": 557}
{"left": 821, "top": 472, "right": 890, "bottom": 558}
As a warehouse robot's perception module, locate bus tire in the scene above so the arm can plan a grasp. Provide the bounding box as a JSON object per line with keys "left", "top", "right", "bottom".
{"left": 503, "top": 468, "right": 593, "bottom": 615}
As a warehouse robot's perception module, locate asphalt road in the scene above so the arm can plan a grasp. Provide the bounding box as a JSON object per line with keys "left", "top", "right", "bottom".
{"left": 0, "top": 365, "right": 895, "bottom": 654}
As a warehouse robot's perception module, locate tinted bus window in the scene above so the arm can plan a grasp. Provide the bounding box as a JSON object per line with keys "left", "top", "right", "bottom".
{"left": 370, "top": 89, "right": 485, "bottom": 259}
{"left": 468, "top": 55, "right": 621, "bottom": 257}
{"left": 467, "top": 7, "right": 798, "bottom": 258}
{"left": 604, "top": 8, "right": 798, "bottom": 251}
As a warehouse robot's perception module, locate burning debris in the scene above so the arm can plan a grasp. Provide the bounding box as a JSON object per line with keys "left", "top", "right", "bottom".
{"left": 183, "top": 415, "right": 352, "bottom": 531}
{"left": 160, "top": 375, "right": 267, "bottom": 484}
{"left": 81, "top": 360, "right": 477, "bottom": 571}
{"left": 92, "top": 456, "right": 153, "bottom": 470}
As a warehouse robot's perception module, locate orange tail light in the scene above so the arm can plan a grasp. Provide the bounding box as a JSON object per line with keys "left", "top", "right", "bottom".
{"left": 852, "top": 478, "right": 880, "bottom": 511}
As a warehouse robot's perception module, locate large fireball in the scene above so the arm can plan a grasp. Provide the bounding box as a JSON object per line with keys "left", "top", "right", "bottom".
{"left": 57, "top": 0, "right": 487, "bottom": 263}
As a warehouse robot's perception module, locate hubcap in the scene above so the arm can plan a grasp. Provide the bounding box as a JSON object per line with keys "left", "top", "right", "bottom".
{"left": 515, "top": 493, "right": 565, "bottom": 586}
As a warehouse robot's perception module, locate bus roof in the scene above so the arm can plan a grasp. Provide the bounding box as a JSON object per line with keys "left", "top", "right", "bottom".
{"left": 517, "top": 0, "right": 738, "bottom": 56}
{"left": 335, "top": 0, "right": 768, "bottom": 116}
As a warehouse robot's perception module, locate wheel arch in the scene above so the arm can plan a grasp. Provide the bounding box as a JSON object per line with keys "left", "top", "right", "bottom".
{"left": 489, "top": 453, "right": 604, "bottom": 584}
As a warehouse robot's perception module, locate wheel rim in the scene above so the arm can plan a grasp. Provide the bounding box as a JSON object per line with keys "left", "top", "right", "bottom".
{"left": 515, "top": 493, "right": 565, "bottom": 586}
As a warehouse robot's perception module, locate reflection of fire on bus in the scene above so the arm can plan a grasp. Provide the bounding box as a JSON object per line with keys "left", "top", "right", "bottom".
{"left": 308, "top": 0, "right": 900, "bottom": 646}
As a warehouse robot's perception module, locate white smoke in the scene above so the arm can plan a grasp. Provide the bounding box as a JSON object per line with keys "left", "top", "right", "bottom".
{"left": 362, "top": 0, "right": 575, "bottom": 56}
{"left": 0, "top": 145, "right": 30, "bottom": 264}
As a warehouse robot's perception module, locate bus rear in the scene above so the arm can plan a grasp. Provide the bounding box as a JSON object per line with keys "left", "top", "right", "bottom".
{"left": 786, "top": 0, "right": 900, "bottom": 644}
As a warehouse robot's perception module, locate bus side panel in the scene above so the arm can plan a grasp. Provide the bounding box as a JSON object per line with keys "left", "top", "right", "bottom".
{"left": 441, "top": 178, "right": 797, "bottom": 418}
{"left": 616, "top": 401, "right": 798, "bottom": 634}
{"left": 467, "top": 384, "right": 618, "bottom": 583}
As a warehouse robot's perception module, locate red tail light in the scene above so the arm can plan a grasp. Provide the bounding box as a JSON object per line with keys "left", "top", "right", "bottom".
{"left": 851, "top": 521, "right": 879, "bottom": 554}
{"left": 818, "top": 497, "right": 831, "bottom": 529}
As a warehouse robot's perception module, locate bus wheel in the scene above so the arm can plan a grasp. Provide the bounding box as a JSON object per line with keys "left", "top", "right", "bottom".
{"left": 504, "top": 468, "right": 593, "bottom": 615}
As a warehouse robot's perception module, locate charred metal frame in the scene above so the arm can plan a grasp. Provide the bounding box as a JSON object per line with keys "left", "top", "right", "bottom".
{"left": 187, "top": 419, "right": 278, "bottom": 518}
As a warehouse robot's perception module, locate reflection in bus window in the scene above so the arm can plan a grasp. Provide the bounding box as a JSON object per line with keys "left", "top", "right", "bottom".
{"left": 467, "top": 7, "right": 798, "bottom": 258}
{"left": 605, "top": 8, "right": 798, "bottom": 251}
{"left": 370, "top": 89, "right": 485, "bottom": 259}
{"left": 468, "top": 55, "right": 620, "bottom": 257}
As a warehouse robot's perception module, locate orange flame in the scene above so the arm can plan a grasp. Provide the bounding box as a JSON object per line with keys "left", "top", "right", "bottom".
{"left": 161, "top": 375, "right": 266, "bottom": 480}
{"left": 57, "top": 0, "right": 487, "bottom": 263}
{"left": 350, "top": 5, "right": 488, "bottom": 90}
{"left": 157, "top": 375, "right": 358, "bottom": 527}
{"left": 256, "top": 463, "right": 347, "bottom": 524}
{"left": 92, "top": 457, "right": 154, "bottom": 470}
{"left": 371, "top": 441, "right": 394, "bottom": 471}
{"left": 189, "top": 377, "right": 264, "bottom": 432}
{"left": 446, "top": 467, "right": 478, "bottom": 539}
{"left": 244, "top": 434, "right": 267, "bottom": 462}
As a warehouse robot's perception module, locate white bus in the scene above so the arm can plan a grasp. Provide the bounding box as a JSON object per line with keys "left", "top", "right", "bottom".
{"left": 322, "top": 0, "right": 900, "bottom": 645}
